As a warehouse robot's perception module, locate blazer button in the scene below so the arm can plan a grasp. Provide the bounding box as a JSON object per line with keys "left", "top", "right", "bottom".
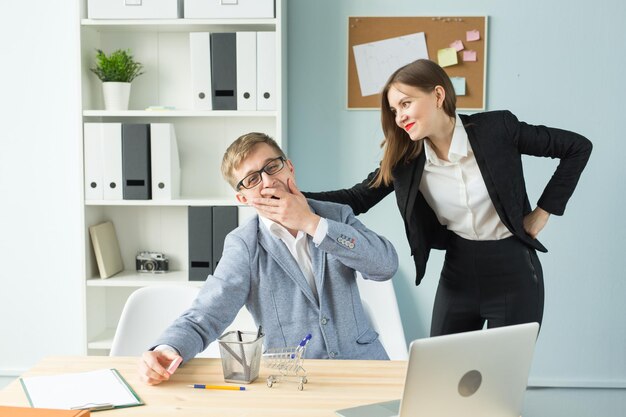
{"left": 329, "top": 351, "right": 337, "bottom": 358}
{"left": 321, "top": 317, "right": 328, "bottom": 325}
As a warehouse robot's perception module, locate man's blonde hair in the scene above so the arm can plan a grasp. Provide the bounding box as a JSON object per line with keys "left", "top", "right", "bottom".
{"left": 221, "top": 132, "right": 286, "bottom": 189}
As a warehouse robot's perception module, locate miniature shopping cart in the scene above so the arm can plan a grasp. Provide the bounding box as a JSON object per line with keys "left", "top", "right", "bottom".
{"left": 263, "top": 334, "right": 312, "bottom": 391}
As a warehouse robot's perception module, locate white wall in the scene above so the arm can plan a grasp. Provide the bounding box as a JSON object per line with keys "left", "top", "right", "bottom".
{"left": 0, "top": 2, "right": 84, "bottom": 379}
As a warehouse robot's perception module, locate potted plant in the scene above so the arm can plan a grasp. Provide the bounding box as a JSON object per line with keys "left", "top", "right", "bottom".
{"left": 90, "top": 49, "right": 144, "bottom": 111}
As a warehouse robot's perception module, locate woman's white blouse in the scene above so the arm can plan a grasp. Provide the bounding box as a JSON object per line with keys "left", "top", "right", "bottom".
{"left": 419, "top": 115, "right": 513, "bottom": 241}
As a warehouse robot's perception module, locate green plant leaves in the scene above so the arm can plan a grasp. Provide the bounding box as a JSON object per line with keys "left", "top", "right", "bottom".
{"left": 90, "top": 49, "right": 144, "bottom": 83}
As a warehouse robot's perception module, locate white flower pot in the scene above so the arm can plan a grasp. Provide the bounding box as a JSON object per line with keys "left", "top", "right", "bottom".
{"left": 102, "top": 82, "right": 131, "bottom": 111}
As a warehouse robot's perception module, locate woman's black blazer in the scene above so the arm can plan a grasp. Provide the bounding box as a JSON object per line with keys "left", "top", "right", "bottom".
{"left": 306, "top": 110, "right": 592, "bottom": 285}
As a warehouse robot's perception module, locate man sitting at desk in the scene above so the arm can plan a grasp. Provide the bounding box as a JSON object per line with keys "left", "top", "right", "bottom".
{"left": 139, "top": 132, "right": 398, "bottom": 385}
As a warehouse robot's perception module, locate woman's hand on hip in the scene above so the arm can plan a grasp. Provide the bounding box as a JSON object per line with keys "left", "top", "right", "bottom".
{"left": 523, "top": 207, "right": 550, "bottom": 239}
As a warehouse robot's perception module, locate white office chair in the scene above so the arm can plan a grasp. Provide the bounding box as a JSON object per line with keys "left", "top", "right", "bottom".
{"left": 357, "top": 275, "right": 408, "bottom": 360}
{"left": 110, "top": 285, "right": 256, "bottom": 358}
{"left": 110, "top": 285, "right": 200, "bottom": 357}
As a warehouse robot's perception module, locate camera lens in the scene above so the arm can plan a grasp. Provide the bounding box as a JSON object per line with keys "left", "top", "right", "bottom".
{"left": 144, "top": 260, "right": 156, "bottom": 271}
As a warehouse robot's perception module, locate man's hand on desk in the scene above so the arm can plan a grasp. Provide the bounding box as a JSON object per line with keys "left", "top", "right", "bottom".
{"left": 138, "top": 349, "right": 181, "bottom": 385}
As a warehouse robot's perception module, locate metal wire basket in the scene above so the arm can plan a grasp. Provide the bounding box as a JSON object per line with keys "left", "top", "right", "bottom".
{"left": 263, "top": 334, "right": 312, "bottom": 391}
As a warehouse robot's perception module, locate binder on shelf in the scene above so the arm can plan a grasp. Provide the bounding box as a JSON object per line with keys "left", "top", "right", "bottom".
{"left": 236, "top": 32, "right": 257, "bottom": 111}
{"left": 212, "top": 206, "right": 238, "bottom": 272}
{"left": 188, "top": 206, "right": 213, "bottom": 281}
{"left": 150, "top": 123, "right": 181, "bottom": 201}
{"left": 84, "top": 123, "right": 123, "bottom": 201}
{"left": 102, "top": 123, "right": 123, "bottom": 200}
{"left": 122, "top": 124, "right": 151, "bottom": 200}
{"left": 184, "top": 0, "right": 274, "bottom": 19}
{"left": 190, "top": 32, "right": 212, "bottom": 110}
{"left": 84, "top": 123, "right": 104, "bottom": 200}
{"left": 211, "top": 32, "right": 237, "bottom": 110}
{"left": 256, "top": 31, "right": 276, "bottom": 111}
{"left": 89, "top": 221, "right": 123, "bottom": 279}
{"left": 88, "top": 0, "right": 182, "bottom": 19}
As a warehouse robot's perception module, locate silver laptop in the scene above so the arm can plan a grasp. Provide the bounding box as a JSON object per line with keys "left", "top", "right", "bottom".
{"left": 336, "top": 322, "right": 539, "bottom": 417}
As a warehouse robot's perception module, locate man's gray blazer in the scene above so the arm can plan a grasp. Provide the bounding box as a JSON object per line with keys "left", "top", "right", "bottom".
{"left": 155, "top": 199, "right": 398, "bottom": 362}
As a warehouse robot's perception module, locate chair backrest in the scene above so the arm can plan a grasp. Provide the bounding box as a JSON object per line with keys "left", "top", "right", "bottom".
{"left": 110, "top": 286, "right": 200, "bottom": 356}
{"left": 357, "top": 275, "right": 408, "bottom": 360}
{"left": 110, "top": 285, "right": 257, "bottom": 358}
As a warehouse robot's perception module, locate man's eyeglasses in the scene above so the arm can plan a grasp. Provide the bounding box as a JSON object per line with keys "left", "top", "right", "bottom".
{"left": 236, "top": 156, "right": 286, "bottom": 190}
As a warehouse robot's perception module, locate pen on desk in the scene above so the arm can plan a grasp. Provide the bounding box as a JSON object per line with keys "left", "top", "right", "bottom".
{"left": 188, "top": 384, "right": 246, "bottom": 391}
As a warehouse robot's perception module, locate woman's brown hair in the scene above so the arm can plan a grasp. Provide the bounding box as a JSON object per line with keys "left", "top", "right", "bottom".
{"left": 371, "top": 59, "right": 457, "bottom": 188}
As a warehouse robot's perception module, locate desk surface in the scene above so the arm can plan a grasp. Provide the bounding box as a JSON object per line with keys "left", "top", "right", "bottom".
{"left": 0, "top": 356, "right": 406, "bottom": 416}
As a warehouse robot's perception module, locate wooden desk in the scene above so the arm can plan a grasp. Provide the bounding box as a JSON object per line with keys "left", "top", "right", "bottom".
{"left": 0, "top": 356, "right": 406, "bottom": 416}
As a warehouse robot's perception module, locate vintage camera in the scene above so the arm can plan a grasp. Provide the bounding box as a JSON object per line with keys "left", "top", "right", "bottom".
{"left": 136, "top": 251, "right": 169, "bottom": 273}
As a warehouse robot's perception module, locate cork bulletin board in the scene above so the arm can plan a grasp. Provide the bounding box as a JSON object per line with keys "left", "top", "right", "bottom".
{"left": 348, "top": 16, "right": 488, "bottom": 110}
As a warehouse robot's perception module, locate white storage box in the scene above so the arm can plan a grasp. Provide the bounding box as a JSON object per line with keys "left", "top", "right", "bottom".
{"left": 88, "top": 0, "right": 183, "bottom": 19}
{"left": 184, "top": 0, "right": 274, "bottom": 19}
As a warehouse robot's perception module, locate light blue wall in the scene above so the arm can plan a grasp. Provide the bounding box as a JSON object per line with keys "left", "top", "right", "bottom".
{"left": 288, "top": 0, "right": 626, "bottom": 387}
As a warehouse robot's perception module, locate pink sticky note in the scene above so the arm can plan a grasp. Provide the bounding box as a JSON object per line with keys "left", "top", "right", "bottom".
{"left": 466, "top": 29, "right": 480, "bottom": 42}
{"left": 463, "top": 50, "right": 477, "bottom": 62}
{"left": 449, "top": 40, "right": 464, "bottom": 52}
{"left": 167, "top": 356, "right": 182, "bottom": 374}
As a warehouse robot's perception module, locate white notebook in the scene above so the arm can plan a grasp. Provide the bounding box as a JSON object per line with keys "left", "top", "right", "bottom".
{"left": 20, "top": 368, "right": 143, "bottom": 411}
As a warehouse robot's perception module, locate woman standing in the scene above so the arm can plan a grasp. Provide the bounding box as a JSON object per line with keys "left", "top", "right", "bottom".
{"left": 306, "top": 59, "right": 592, "bottom": 336}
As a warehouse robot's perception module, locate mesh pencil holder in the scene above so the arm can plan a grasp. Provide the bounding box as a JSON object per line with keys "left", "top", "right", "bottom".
{"left": 218, "top": 330, "right": 264, "bottom": 384}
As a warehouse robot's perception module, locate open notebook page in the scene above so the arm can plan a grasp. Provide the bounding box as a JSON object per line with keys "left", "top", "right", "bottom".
{"left": 20, "top": 369, "right": 142, "bottom": 410}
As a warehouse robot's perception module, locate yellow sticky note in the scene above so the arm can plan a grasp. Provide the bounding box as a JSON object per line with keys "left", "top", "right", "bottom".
{"left": 437, "top": 48, "right": 458, "bottom": 67}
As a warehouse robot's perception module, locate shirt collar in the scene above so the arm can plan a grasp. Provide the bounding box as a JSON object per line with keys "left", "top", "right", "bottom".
{"left": 423, "top": 114, "right": 468, "bottom": 165}
{"left": 259, "top": 215, "right": 305, "bottom": 242}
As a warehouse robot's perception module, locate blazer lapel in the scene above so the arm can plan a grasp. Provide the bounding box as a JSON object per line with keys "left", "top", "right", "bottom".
{"left": 257, "top": 223, "right": 319, "bottom": 308}
{"left": 462, "top": 115, "right": 512, "bottom": 228}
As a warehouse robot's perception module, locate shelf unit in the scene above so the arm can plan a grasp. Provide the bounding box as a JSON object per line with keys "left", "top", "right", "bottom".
{"left": 83, "top": 110, "right": 277, "bottom": 117}
{"left": 78, "top": 0, "right": 286, "bottom": 354}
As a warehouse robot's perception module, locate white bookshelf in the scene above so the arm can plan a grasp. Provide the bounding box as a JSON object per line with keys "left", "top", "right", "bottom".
{"left": 86, "top": 198, "right": 239, "bottom": 206}
{"left": 86, "top": 270, "right": 204, "bottom": 287}
{"left": 88, "top": 328, "right": 117, "bottom": 351}
{"left": 78, "top": 0, "right": 286, "bottom": 354}
{"left": 81, "top": 18, "right": 276, "bottom": 32}
{"left": 83, "top": 110, "right": 277, "bottom": 117}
